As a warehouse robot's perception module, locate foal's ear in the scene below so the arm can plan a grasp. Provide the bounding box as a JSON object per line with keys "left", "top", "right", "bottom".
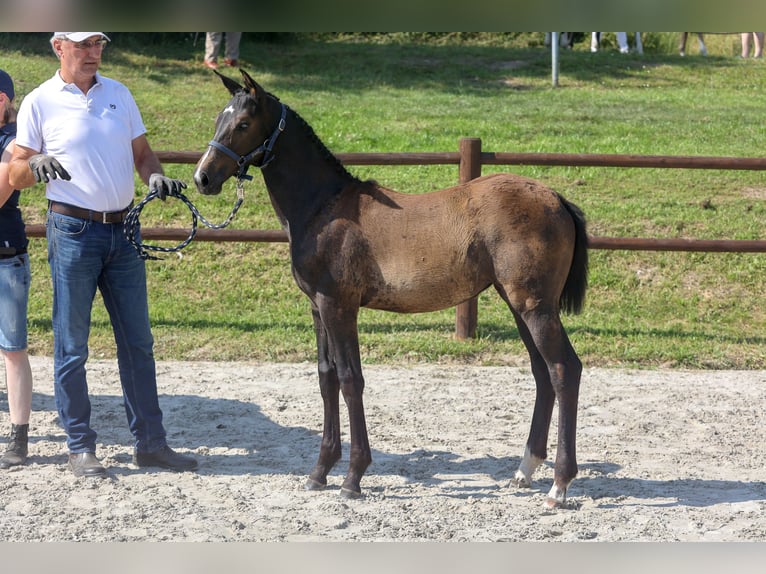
{"left": 214, "top": 69, "right": 244, "bottom": 97}
{"left": 240, "top": 69, "right": 262, "bottom": 98}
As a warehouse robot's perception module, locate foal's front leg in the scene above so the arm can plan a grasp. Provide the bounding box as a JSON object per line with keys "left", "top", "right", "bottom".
{"left": 306, "top": 308, "right": 343, "bottom": 490}
{"left": 318, "top": 299, "right": 372, "bottom": 498}
{"left": 337, "top": 353, "right": 371, "bottom": 499}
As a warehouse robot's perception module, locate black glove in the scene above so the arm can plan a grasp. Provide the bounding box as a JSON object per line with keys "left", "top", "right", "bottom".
{"left": 149, "top": 173, "right": 187, "bottom": 200}
{"left": 28, "top": 154, "right": 71, "bottom": 183}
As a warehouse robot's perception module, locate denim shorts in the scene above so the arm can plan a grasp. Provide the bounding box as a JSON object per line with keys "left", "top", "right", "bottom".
{"left": 0, "top": 254, "right": 30, "bottom": 352}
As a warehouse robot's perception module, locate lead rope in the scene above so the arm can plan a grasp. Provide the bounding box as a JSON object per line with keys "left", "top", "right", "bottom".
{"left": 124, "top": 178, "right": 246, "bottom": 260}
{"left": 126, "top": 104, "right": 286, "bottom": 260}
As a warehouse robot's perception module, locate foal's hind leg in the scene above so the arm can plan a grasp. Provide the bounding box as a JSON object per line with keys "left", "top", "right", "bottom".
{"left": 513, "top": 307, "right": 582, "bottom": 507}
{"left": 510, "top": 310, "right": 556, "bottom": 488}
{"left": 305, "top": 307, "right": 343, "bottom": 491}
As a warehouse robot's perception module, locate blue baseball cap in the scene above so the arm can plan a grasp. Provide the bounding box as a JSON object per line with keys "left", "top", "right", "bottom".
{"left": 0, "top": 69, "right": 14, "bottom": 101}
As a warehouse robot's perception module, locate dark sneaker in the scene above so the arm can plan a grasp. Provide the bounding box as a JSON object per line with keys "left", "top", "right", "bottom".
{"left": 133, "top": 445, "right": 198, "bottom": 472}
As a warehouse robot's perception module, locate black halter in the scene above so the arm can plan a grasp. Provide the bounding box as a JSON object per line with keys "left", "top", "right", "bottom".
{"left": 206, "top": 102, "right": 287, "bottom": 181}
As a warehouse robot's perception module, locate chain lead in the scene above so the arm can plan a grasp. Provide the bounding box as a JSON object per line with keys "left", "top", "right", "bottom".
{"left": 124, "top": 187, "right": 244, "bottom": 261}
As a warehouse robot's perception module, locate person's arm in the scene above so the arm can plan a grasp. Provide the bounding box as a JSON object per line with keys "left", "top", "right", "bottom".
{"left": 132, "top": 134, "right": 186, "bottom": 200}
{"left": 9, "top": 143, "right": 69, "bottom": 188}
{"left": 0, "top": 139, "right": 16, "bottom": 205}
{"left": 132, "top": 134, "right": 163, "bottom": 185}
{"left": 8, "top": 143, "right": 40, "bottom": 190}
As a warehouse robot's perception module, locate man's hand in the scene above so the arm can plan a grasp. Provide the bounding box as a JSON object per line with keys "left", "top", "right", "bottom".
{"left": 149, "top": 173, "right": 187, "bottom": 200}
{"left": 28, "top": 154, "right": 71, "bottom": 183}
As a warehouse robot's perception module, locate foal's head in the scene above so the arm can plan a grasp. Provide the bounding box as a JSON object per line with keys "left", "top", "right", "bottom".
{"left": 194, "top": 69, "right": 282, "bottom": 196}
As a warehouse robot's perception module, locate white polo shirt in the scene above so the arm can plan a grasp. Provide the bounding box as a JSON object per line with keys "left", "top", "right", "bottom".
{"left": 16, "top": 70, "right": 146, "bottom": 212}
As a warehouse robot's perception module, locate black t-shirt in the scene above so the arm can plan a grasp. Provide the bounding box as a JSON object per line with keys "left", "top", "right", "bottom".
{"left": 0, "top": 122, "right": 27, "bottom": 252}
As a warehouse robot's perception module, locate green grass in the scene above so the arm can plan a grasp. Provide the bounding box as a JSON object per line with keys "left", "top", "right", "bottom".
{"left": 3, "top": 32, "right": 766, "bottom": 368}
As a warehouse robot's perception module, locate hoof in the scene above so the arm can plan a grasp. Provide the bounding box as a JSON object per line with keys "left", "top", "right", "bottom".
{"left": 304, "top": 477, "right": 327, "bottom": 491}
{"left": 512, "top": 470, "right": 532, "bottom": 489}
{"left": 340, "top": 486, "right": 362, "bottom": 500}
{"left": 544, "top": 483, "right": 569, "bottom": 508}
{"left": 544, "top": 496, "right": 578, "bottom": 510}
{"left": 544, "top": 496, "right": 565, "bottom": 509}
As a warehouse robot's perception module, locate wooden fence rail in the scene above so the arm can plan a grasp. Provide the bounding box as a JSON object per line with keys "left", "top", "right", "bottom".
{"left": 24, "top": 139, "right": 766, "bottom": 339}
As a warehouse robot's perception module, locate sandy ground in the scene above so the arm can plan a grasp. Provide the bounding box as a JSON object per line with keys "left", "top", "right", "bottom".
{"left": 1, "top": 356, "right": 765, "bottom": 542}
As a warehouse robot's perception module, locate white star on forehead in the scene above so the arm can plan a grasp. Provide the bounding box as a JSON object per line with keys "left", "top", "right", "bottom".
{"left": 223, "top": 105, "right": 235, "bottom": 114}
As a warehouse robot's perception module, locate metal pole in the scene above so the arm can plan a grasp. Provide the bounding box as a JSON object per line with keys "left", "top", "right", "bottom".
{"left": 552, "top": 32, "right": 560, "bottom": 87}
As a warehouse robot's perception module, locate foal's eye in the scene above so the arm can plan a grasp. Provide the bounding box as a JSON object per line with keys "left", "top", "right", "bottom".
{"left": 237, "top": 121, "right": 249, "bottom": 130}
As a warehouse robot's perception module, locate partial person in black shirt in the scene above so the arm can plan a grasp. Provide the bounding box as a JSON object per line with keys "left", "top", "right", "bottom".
{"left": 0, "top": 68, "right": 33, "bottom": 469}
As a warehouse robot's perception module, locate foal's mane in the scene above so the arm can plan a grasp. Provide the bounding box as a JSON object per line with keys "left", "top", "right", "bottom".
{"left": 287, "top": 105, "right": 361, "bottom": 183}
{"left": 252, "top": 87, "right": 360, "bottom": 183}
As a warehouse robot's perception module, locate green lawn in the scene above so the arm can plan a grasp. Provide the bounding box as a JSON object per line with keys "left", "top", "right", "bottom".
{"left": 3, "top": 32, "right": 766, "bottom": 368}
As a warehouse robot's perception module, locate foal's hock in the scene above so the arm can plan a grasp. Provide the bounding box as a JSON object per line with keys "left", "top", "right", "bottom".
{"left": 194, "top": 69, "right": 589, "bottom": 507}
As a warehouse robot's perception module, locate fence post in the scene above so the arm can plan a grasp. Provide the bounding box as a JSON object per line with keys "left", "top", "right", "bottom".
{"left": 455, "top": 137, "right": 482, "bottom": 339}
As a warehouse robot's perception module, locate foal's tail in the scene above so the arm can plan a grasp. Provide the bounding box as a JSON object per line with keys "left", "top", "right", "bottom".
{"left": 558, "top": 196, "right": 589, "bottom": 315}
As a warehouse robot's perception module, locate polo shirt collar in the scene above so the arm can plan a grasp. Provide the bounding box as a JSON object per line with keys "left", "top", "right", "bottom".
{"left": 54, "top": 70, "right": 103, "bottom": 93}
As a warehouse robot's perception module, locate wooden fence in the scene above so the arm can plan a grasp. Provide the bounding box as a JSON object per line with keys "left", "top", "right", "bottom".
{"left": 25, "top": 138, "right": 766, "bottom": 339}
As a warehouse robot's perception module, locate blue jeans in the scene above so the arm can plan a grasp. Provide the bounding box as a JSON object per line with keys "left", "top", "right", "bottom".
{"left": 0, "top": 254, "right": 30, "bottom": 352}
{"left": 47, "top": 210, "right": 167, "bottom": 454}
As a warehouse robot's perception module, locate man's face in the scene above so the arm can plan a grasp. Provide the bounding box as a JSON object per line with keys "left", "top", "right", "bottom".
{"left": 54, "top": 35, "right": 106, "bottom": 79}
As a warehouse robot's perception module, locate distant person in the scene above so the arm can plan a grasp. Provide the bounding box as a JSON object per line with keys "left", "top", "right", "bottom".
{"left": 0, "top": 68, "right": 33, "bottom": 470}
{"left": 203, "top": 32, "right": 242, "bottom": 69}
{"left": 591, "top": 32, "right": 643, "bottom": 54}
{"left": 740, "top": 32, "right": 764, "bottom": 58}
{"left": 9, "top": 32, "right": 198, "bottom": 478}
{"left": 544, "top": 33, "right": 583, "bottom": 50}
{"left": 679, "top": 33, "right": 707, "bottom": 56}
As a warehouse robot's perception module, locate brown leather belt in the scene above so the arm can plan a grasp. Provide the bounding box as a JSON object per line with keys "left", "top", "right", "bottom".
{"left": 49, "top": 201, "right": 131, "bottom": 224}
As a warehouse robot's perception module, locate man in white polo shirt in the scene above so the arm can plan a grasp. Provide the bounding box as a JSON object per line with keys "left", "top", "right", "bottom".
{"left": 10, "top": 32, "right": 198, "bottom": 478}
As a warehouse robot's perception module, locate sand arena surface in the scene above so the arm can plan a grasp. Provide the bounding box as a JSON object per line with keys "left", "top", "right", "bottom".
{"left": 1, "top": 356, "right": 765, "bottom": 541}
